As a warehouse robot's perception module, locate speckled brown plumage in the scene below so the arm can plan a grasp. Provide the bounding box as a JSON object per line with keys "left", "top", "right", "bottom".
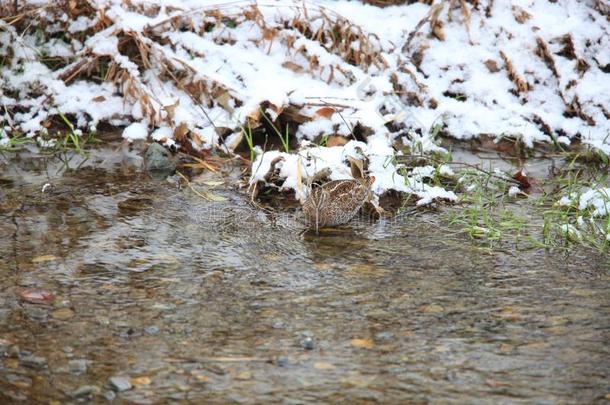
{"left": 302, "top": 178, "right": 373, "bottom": 230}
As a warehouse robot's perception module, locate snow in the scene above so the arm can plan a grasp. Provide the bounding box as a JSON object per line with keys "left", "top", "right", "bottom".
{"left": 1, "top": 0, "right": 608, "bottom": 206}
{"left": 559, "top": 186, "right": 610, "bottom": 219}
{"left": 122, "top": 122, "right": 148, "bottom": 141}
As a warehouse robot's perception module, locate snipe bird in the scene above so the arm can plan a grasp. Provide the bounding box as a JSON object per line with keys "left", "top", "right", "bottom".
{"left": 301, "top": 158, "right": 375, "bottom": 231}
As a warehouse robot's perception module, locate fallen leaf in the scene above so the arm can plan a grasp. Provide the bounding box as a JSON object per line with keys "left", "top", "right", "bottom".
{"left": 350, "top": 338, "right": 374, "bottom": 349}
{"left": 282, "top": 61, "right": 303, "bottom": 73}
{"left": 32, "top": 255, "right": 57, "bottom": 263}
{"left": 325, "top": 136, "right": 347, "bottom": 147}
{"left": 200, "top": 180, "right": 224, "bottom": 187}
{"left": 314, "top": 106, "right": 336, "bottom": 118}
{"left": 486, "top": 378, "right": 509, "bottom": 388}
{"left": 191, "top": 372, "right": 209, "bottom": 382}
{"left": 484, "top": 59, "right": 500, "bottom": 73}
{"left": 51, "top": 308, "right": 74, "bottom": 320}
{"left": 91, "top": 95, "right": 106, "bottom": 102}
{"left": 313, "top": 362, "right": 335, "bottom": 370}
{"left": 236, "top": 371, "right": 252, "bottom": 380}
{"left": 420, "top": 304, "right": 444, "bottom": 313}
{"left": 130, "top": 376, "right": 151, "bottom": 386}
{"left": 512, "top": 168, "right": 531, "bottom": 189}
{"left": 203, "top": 191, "right": 228, "bottom": 202}
{"left": 5, "top": 359, "right": 19, "bottom": 368}
{"left": 17, "top": 288, "right": 55, "bottom": 304}
{"left": 499, "top": 343, "right": 514, "bottom": 353}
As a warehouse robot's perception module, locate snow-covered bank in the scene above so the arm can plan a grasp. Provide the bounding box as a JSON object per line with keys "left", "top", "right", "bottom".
{"left": 1, "top": 0, "right": 608, "bottom": 206}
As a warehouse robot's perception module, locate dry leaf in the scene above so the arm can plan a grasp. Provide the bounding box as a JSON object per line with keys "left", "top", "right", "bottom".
{"left": 314, "top": 107, "right": 336, "bottom": 118}
{"left": 51, "top": 308, "right": 74, "bottom": 320}
{"left": 130, "top": 376, "right": 152, "bottom": 386}
{"left": 420, "top": 304, "right": 444, "bottom": 313}
{"left": 484, "top": 59, "right": 500, "bottom": 73}
{"left": 325, "top": 136, "right": 347, "bottom": 147}
{"left": 282, "top": 61, "right": 304, "bottom": 73}
{"left": 350, "top": 338, "right": 374, "bottom": 349}
{"left": 314, "top": 362, "right": 335, "bottom": 370}
{"left": 163, "top": 99, "right": 180, "bottom": 121}
{"left": 512, "top": 6, "right": 532, "bottom": 24}
{"left": 512, "top": 168, "right": 531, "bottom": 189}
{"left": 32, "top": 255, "right": 57, "bottom": 263}
{"left": 17, "top": 288, "right": 55, "bottom": 304}
{"left": 91, "top": 95, "right": 106, "bottom": 102}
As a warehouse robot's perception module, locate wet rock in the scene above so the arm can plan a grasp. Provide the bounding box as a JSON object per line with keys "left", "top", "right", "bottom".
{"left": 145, "top": 325, "right": 160, "bottom": 335}
{"left": 103, "top": 390, "right": 116, "bottom": 401}
{"left": 69, "top": 359, "right": 89, "bottom": 374}
{"left": 144, "top": 143, "right": 175, "bottom": 173}
{"left": 26, "top": 307, "right": 48, "bottom": 321}
{"left": 19, "top": 354, "right": 48, "bottom": 369}
{"left": 0, "top": 338, "right": 11, "bottom": 355}
{"left": 7, "top": 345, "right": 20, "bottom": 358}
{"left": 374, "top": 331, "right": 395, "bottom": 343}
{"left": 276, "top": 356, "right": 290, "bottom": 367}
{"left": 109, "top": 376, "right": 132, "bottom": 392}
{"left": 72, "top": 385, "right": 100, "bottom": 398}
{"left": 301, "top": 337, "right": 315, "bottom": 350}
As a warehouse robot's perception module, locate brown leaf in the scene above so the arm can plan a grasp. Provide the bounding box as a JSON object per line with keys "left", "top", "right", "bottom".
{"left": 512, "top": 6, "right": 532, "bottom": 23}
{"left": 313, "top": 362, "right": 335, "bottom": 370}
{"left": 282, "top": 61, "right": 304, "bottom": 73}
{"left": 163, "top": 99, "right": 180, "bottom": 121}
{"left": 32, "top": 255, "right": 57, "bottom": 263}
{"left": 486, "top": 378, "right": 509, "bottom": 388}
{"left": 420, "top": 304, "right": 444, "bottom": 313}
{"left": 314, "top": 107, "right": 336, "bottom": 119}
{"left": 484, "top": 59, "right": 500, "bottom": 73}
{"left": 432, "top": 20, "right": 445, "bottom": 41}
{"left": 51, "top": 308, "right": 74, "bottom": 320}
{"left": 512, "top": 168, "right": 531, "bottom": 189}
{"left": 91, "top": 95, "right": 106, "bottom": 102}
{"left": 17, "top": 288, "right": 55, "bottom": 304}
{"left": 173, "top": 122, "right": 190, "bottom": 142}
{"left": 325, "top": 136, "right": 347, "bottom": 147}
{"left": 262, "top": 28, "right": 277, "bottom": 41}
{"left": 350, "top": 338, "right": 374, "bottom": 349}
{"left": 130, "top": 376, "right": 151, "bottom": 386}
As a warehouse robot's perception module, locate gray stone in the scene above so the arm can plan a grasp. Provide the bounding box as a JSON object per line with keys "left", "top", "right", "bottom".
{"left": 145, "top": 325, "right": 160, "bottom": 335}
{"left": 19, "top": 354, "right": 47, "bottom": 369}
{"left": 69, "top": 359, "right": 89, "bottom": 374}
{"left": 144, "top": 143, "right": 175, "bottom": 173}
{"left": 72, "top": 385, "right": 100, "bottom": 398}
{"left": 103, "top": 390, "right": 116, "bottom": 401}
{"left": 109, "top": 376, "right": 132, "bottom": 392}
{"left": 276, "top": 356, "right": 289, "bottom": 367}
{"left": 374, "top": 331, "right": 395, "bottom": 342}
{"left": 301, "top": 337, "right": 315, "bottom": 350}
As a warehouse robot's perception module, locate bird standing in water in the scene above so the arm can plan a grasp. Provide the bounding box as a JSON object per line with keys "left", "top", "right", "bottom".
{"left": 301, "top": 157, "right": 376, "bottom": 231}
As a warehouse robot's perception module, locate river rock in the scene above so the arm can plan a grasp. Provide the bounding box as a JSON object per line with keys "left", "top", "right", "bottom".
{"left": 109, "top": 376, "right": 132, "bottom": 392}
{"left": 72, "top": 385, "right": 100, "bottom": 398}
{"left": 19, "top": 354, "right": 47, "bottom": 369}
{"left": 301, "top": 337, "right": 315, "bottom": 350}
{"left": 144, "top": 143, "right": 175, "bottom": 173}
{"left": 69, "top": 359, "right": 89, "bottom": 374}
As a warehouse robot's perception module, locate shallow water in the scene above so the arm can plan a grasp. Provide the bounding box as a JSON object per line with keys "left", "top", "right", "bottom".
{"left": 0, "top": 147, "right": 609, "bottom": 404}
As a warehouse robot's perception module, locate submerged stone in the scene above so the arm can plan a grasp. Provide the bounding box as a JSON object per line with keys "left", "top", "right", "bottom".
{"left": 72, "top": 385, "right": 100, "bottom": 398}
{"left": 109, "top": 376, "right": 132, "bottom": 392}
